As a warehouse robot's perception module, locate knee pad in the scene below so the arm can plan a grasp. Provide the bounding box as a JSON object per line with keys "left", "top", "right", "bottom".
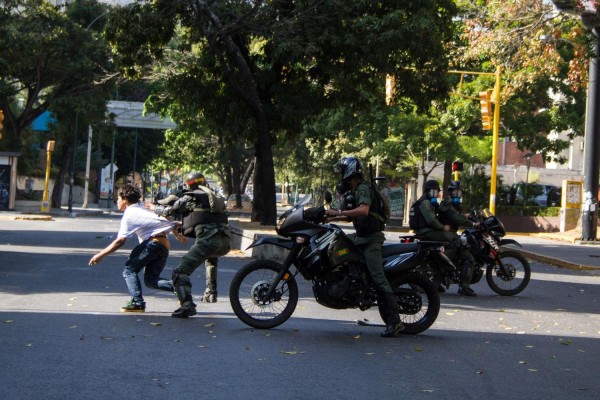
{"left": 172, "top": 268, "right": 190, "bottom": 286}
{"left": 172, "top": 268, "right": 193, "bottom": 303}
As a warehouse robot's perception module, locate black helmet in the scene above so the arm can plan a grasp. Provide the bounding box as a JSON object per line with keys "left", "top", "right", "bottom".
{"left": 334, "top": 156, "right": 364, "bottom": 181}
{"left": 448, "top": 180, "right": 462, "bottom": 191}
{"left": 185, "top": 172, "right": 206, "bottom": 190}
{"left": 448, "top": 180, "right": 463, "bottom": 198}
{"left": 424, "top": 180, "right": 440, "bottom": 199}
{"left": 424, "top": 180, "right": 440, "bottom": 191}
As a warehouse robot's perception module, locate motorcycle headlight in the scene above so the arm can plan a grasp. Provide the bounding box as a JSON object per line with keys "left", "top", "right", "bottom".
{"left": 276, "top": 215, "right": 286, "bottom": 231}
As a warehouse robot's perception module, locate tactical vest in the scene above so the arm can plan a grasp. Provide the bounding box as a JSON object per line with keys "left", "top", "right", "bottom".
{"left": 353, "top": 183, "right": 385, "bottom": 237}
{"left": 181, "top": 190, "right": 228, "bottom": 238}
{"left": 438, "top": 198, "right": 461, "bottom": 231}
{"left": 409, "top": 197, "right": 430, "bottom": 231}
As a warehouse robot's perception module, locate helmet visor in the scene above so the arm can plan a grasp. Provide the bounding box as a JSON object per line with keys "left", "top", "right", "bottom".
{"left": 450, "top": 189, "right": 463, "bottom": 198}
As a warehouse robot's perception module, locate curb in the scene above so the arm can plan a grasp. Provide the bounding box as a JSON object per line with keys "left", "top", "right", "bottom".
{"left": 0, "top": 214, "right": 53, "bottom": 221}
{"left": 514, "top": 248, "right": 600, "bottom": 271}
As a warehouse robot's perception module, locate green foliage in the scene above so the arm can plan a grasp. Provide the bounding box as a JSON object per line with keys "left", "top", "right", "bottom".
{"left": 105, "top": 0, "right": 459, "bottom": 223}
{"left": 496, "top": 205, "right": 561, "bottom": 217}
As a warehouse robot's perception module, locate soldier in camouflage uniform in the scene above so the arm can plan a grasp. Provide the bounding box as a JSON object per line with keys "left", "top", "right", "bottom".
{"left": 326, "top": 156, "right": 404, "bottom": 338}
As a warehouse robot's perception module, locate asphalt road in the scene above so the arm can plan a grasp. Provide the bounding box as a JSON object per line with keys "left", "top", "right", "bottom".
{"left": 1, "top": 215, "right": 599, "bottom": 400}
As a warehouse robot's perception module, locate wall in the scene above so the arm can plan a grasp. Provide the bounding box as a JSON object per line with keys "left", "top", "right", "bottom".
{"left": 16, "top": 176, "right": 96, "bottom": 207}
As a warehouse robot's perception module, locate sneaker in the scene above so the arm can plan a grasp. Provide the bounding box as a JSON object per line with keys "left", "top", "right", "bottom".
{"left": 171, "top": 301, "right": 197, "bottom": 318}
{"left": 200, "top": 290, "right": 217, "bottom": 303}
{"left": 121, "top": 300, "right": 146, "bottom": 312}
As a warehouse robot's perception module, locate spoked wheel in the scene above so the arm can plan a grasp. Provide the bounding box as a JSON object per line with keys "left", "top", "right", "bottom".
{"left": 486, "top": 250, "right": 531, "bottom": 296}
{"left": 229, "top": 260, "right": 298, "bottom": 329}
{"left": 378, "top": 273, "right": 440, "bottom": 335}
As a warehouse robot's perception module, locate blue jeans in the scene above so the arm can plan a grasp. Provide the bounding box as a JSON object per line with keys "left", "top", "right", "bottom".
{"left": 123, "top": 240, "right": 174, "bottom": 304}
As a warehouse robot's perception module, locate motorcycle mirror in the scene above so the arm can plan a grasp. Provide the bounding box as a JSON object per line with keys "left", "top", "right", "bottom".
{"left": 324, "top": 191, "right": 333, "bottom": 204}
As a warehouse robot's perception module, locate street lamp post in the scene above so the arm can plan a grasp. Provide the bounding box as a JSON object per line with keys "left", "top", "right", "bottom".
{"left": 551, "top": 1, "right": 600, "bottom": 241}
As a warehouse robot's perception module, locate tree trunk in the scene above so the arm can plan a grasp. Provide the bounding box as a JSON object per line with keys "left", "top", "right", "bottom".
{"left": 50, "top": 140, "right": 73, "bottom": 209}
{"left": 241, "top": 158, "right": 254, "bottom": 194}
{"left": 442, "top": 160, "right": 452, "bottom": 197}
{"left": 196, "top": 0, "right": 277, "bottom": 224}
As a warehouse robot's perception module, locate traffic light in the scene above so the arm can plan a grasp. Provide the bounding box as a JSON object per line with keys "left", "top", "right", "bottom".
{"left": 452, "top": 161, "right": 463, "bottom": 172}
{"left": 479, "top": 90, "right": 493, "bottom": 130}
{"left": 0, "top": 109, "right": 4, "bottom": 131}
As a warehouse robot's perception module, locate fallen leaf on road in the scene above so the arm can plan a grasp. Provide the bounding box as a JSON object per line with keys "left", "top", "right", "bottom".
{"left": 4, "top": 320, "right": 13, "bottom": 324}
{"left": 353, "top": 334, "right": 361, "bottom": 340}
{"left": 422, "top": 389, "right": 434, "bottom": 393}
{"left": 26, "top": 343, "right": 32, "bottom": 347}
{"left": 101, "top": 336, "right": 114, "bottom": 340}
{"left": 283, "top": 351, "right": 298, "bottom": 355}
{"left": 526, "top": 345, "right": 534, "bottom": 348}
{"left": 560, "top": 339, "right": 572, "bottom": 345}
{"left": 498, "top": 309, "right": 505, "bottom": 313}
{"left": 528, "top": 369, "right": 538, "bottom": 372}
{"left": 445, "top": 312, "right": 455, "bottom": 316}
{"left": 204, "top": 323, "right": 214, "bottom": 327}
{"left": 197, "top": 345, "right": 206, "bottom": 348}
{"left": 365, "top": 353, "right": 375, "bottom": 356}
{"left": 150, "top": 322, "right": 162, "bottom": 327}
{"left": 519, "top": 361, "right": 527, "bottom": 364}
{"left": 415, "top": 347, "right": 423, "bottom": 352}
{"left": 69, "top": 297, "right": 77, "bottom": 301}
{"left": 69, "top": 325, "right": 78, "bottom": 329}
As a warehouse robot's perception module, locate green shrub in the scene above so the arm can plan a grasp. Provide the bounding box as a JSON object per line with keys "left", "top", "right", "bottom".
{"left": 495, "top": 205, "right": 560, "bottom": 217}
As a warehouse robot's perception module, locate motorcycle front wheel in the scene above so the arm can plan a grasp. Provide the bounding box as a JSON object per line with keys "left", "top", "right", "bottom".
{"left": 229, "top": 260, "right": 299, "bottom": 329}
{"left": 486, "top": 250, "right": 531, "bottom": 296}
{"left": 378, "top": 273, "right": 440, "bottom": 335}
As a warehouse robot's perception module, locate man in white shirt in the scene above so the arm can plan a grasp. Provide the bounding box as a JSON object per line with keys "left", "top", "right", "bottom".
{"left": 89, "top": 184, "right": 186, "bottom": 312}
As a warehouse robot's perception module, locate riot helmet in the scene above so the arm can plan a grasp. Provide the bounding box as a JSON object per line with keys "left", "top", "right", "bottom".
{"left": 424, "top": 180, "right": 440, "bottom": 202}
{"left": 185, "top": 172, "right": 206, "bottom": 190}
{"left": 334, "top": 156, "right": 364, "bottom": 181}
{"left": 448, "top": 180, "right": 463, "bottom": 204}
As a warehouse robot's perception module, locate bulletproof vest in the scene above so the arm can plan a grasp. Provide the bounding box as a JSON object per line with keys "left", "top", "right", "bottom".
{"left": 409, "top": 196, "right": 430, "bottom": 231}
{"left": 353, "top": 183, "right": 385, "bottom": 237}
{"left": 181, "top": 190, "right": 228, "bottom": 237}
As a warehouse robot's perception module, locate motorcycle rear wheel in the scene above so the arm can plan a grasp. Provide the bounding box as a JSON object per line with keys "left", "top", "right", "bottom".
{"left": 229, "top": 260, "right": 299, "bottom": 329}
{"left": 378, "top": 273, "right": 440, "bottom": 335}
{"left": 486, "top": 250, "right": 531, "bottom": 296}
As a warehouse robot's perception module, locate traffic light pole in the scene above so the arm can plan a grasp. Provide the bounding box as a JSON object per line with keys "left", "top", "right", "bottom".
{"left": 449, "top": 66, "right": 502, "bottom": 214}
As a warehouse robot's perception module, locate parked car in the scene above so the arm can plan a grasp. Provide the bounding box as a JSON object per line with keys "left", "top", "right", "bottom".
{"left": 507, "top": 182, "right": 560, "bottom": 207}
{"left": 226, "top": 194, "right": 252, "bottom": 211}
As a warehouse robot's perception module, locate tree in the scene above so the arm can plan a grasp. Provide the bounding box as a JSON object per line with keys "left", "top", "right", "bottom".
{"left": 106, "top": 0, "right": 457, "bottom": 224}
{"left": 0, "top": 0, "right": 116, "bottom": 208}
{"left": 0, "top": 0, "right": 113, "bottom": 152}
{"left": 452, "top": 0, "right": 588, "bottom": 161}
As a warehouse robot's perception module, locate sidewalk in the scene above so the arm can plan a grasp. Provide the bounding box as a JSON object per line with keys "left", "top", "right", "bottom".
{"left": 2, "top": 207, "right": 599, "bottom": 272}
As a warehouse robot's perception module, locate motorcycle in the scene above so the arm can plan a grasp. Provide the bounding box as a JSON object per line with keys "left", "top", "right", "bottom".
{"left": 229, "top": 194, "right": 455, "bottom": 334}
{"left": 406, "top": 208, "right": 531, "bottom": 296}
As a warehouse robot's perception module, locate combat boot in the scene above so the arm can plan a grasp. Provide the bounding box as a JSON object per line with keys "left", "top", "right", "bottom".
{"left": 200, "top": 288, "right": 217, "bottom": 303}
{"left": 458, "top": 262, "right": 477, "bottom": 296}
{"left": 380, "top": 291, "right": 405, "bottom": 338}
{"left": 171, "top": 301, "right": 197, "bottom": 318}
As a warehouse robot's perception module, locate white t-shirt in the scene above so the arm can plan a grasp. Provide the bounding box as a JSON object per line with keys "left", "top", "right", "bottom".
{"left": 117, "top": 204, "right": 176, "bottom": 243}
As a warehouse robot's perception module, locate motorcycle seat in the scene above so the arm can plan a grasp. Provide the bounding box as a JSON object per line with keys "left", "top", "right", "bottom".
{"left": 382, "top": 243, "right": 420, "bottom": 258}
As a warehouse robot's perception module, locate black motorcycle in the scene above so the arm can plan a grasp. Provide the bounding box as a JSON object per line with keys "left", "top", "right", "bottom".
{"left": 229, "top": 194, "right": 453, "bottom": 334}
{"left": 408, "top": 208, "right": 531, "bottom": 296}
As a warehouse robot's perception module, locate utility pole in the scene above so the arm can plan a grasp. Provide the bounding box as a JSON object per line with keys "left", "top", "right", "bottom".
{"left": 551, "top": 1, "right": 600, "bottom": 241}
